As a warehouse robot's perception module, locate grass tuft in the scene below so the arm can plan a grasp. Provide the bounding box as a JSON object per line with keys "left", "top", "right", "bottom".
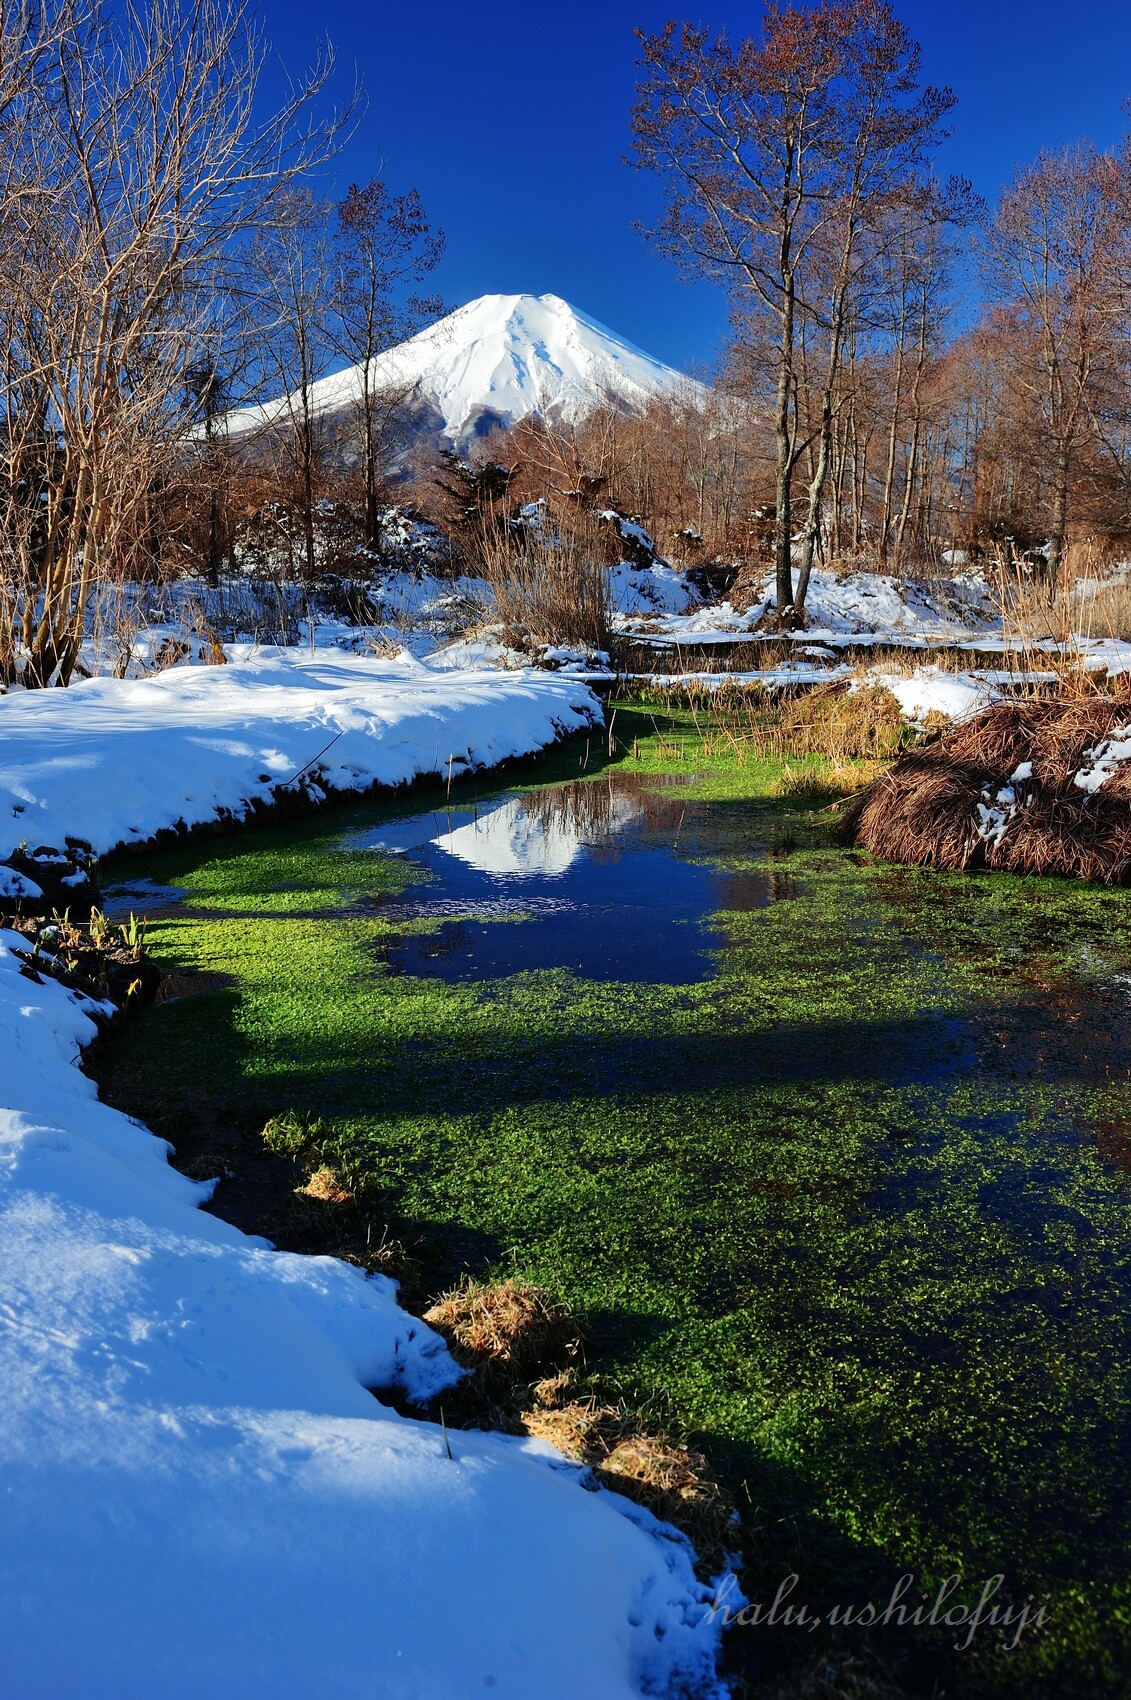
{"left": 261, "top": 1109, "right": 326, "bottom": 1159}
{"left": 423, "top": 1278, "right": 581, "bottom": 1381}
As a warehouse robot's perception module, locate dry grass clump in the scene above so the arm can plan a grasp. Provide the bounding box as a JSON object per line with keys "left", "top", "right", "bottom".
{"left": 479, "top": 515, "right": 611, "bottom": 652}
{"left": 421, "top": 1278, "right": 585, "bottom": 1433}
{"left": 1072, "top": 579, "right": 1131, "bottom": 642}
{"left": 664, "top": 680, "right": 913, "bottom": 771}
{"left": 774, "top": 758, "right": 885, "bottom": 805}
{"left": 255, "top": 1115, "right": 418, "bottom": 1283}
{"left": 279, "top": 1172, "right": 355, "bottom": 1242}
{"left": 845, "top": 696, "right": 1131, "bottom": 881}
{"left": 175, "top": 1149, "right": 237, "bottom": 1184}
{"left": 423, "top": 1278, "right": 581, "bottom": 1382}
{"left": 421, "top": 1277, "right": 733, "bottom": 1565}
{"left": 269, "top": 1171, "right": 414, "bottom": 1282}
{"left": 598, "top": 1433, "right": 729, "bottom": 1549}
{"left": 522, "top": 1388, "right": 734, "bottom": 1567}
{"left": 991, "top": 557, "right": 1131, "bottom": 683}
{"left": 296, "top": 1164, "right": 354, "bottom": 1205}
{"left": 774, "top": 683, "right": 910, "bottom": 762}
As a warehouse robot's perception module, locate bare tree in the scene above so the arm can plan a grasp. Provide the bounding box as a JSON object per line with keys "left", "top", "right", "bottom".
{"left": 865, "top": 177, "right": 980, "bottom": 564}
{"left": 981, "top": 143, "right": 1131, "bottom": 588}
{"left": 334, "top": 178, "right": 444, "bottom": 547}
{"left": 246, "top": 185, "right": 340, "bottom": 580}
{"left": 0, "top": 0, "right": 352, "bottom": 685}
{"left": 630, "top": 1, "right": 955, "bottom": 621}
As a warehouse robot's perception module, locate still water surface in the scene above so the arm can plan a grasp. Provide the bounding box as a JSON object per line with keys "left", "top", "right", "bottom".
{"left": 351, "top": 776, "right": 793, "bottom": 983}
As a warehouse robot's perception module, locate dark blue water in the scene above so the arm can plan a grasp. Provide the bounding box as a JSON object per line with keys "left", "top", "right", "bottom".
{"left": 353, "top": 778, "right": 787, "bottom": 984}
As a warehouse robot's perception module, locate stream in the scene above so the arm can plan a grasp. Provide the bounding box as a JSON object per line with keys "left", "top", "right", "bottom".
{"left": 98, "top": 765, "right": 1131, "bottom": 1697}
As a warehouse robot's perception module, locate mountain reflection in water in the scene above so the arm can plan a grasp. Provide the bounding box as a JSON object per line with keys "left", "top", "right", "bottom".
{"left": 357, "top": 775, "right": 787, "bottom": 984}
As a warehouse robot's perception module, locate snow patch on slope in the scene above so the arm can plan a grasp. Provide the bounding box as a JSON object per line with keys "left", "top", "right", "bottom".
{"left": 625, "top": 569, "right": 999, "bottom": 646}
{"left": 753, "top": 568, "right": 998, "bottom": 638}
{"left": 866, "top": 667, "right": 999, "bottom": 724}
{"left": 1075, "top": 726, "right": 1131, "bottom": 792}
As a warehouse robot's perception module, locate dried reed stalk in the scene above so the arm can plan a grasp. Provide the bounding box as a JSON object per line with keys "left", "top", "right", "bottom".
{"left": 845, "top": 697, "right": 1131, "bottom": 881}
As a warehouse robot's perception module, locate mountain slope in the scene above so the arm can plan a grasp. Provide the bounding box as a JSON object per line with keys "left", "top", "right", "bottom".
{"left": 225, "top": 292, "right": 705, "bottom": 452}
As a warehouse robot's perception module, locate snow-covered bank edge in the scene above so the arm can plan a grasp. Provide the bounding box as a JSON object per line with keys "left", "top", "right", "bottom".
{"left": 0, "top": 647, "right": 603, "bottom": 863}
{"left": 0, "top": 653, "right": 730, "bottom": 1700}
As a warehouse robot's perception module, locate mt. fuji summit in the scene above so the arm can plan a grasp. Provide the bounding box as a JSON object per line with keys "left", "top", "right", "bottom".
{"left": 225, "top": 292, "right": 705, "bottom": 453}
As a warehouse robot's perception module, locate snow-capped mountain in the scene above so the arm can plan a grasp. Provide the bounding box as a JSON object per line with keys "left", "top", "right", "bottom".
{"left": 224, "top": 292, "right": 704, "bottom": 453}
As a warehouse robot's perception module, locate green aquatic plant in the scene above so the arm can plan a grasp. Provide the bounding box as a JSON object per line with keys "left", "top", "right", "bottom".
{"left": 262, "top": 1109, "right": 327, "bottom": 1159}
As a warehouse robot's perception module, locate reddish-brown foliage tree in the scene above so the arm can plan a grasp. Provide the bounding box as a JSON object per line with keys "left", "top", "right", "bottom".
{"left": 630, "top": 1, "right": 955, "bottom": 622}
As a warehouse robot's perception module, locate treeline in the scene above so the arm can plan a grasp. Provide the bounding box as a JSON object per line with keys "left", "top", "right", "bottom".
{"left": 629, "top": 2, "right": 1131, "bottom": 621}
{"left": 398, "top": 0, "right": 1131, "bottom": 627}
{"left": 7, "top": 0, "right": 1131, "bottom": 683}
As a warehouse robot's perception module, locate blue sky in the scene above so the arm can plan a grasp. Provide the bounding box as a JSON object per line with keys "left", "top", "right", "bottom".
{"left": 260, "top": 1, "right": 1131, "bottom": 374}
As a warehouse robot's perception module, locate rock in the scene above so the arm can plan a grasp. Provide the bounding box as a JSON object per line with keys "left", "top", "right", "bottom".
{"left": 0, "top": 845, "right": 100, "bottom": 918}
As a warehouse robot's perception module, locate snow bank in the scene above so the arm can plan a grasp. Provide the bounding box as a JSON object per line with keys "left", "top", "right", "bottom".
{"left": 424, "top": 634, "right": 530, "bottom": 672}
{"left": 0, "top": 658, "right": 727, "bottom": 1698}
{"left": 607, "top": 560, "right": 694, "bottom": 616}
{"left": 0, "top": 648, "right": 600, "bottom": 862}
{"left": 781, "top": 568, "right": 998, "bottom": 636}
{"left": 0, "top": 933, "right": 725, "bottom": 1699}
{"left": 626, "top": 568, "right": 999, "bottom": 646}
{"left": 866, "top": 666, "right": 999, "bottom": 724}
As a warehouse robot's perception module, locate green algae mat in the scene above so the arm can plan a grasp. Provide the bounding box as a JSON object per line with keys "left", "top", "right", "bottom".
{"left": 97, "top": 705, "right": 1131, "bottom": 1699}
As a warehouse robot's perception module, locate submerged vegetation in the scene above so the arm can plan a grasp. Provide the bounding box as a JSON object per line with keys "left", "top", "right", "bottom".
{"left": 96, "top": 699, "right": 1131, "bottom": 1699}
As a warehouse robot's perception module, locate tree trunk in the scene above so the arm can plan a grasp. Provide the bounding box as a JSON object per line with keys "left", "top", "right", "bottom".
{"left": 880, "top": 342, "right": 905, "bottom": 559}
{"left": 794, "top": 388, "right": 833, "bottom": 615}
{"left": 794, "top": 292, "right": 848, "bottom": 615}
{"left": 360, "top": 368, "right": 378, "bottom": 547}
{"left": 895, "top": 307, "right": 929, "bottom": 565}
{"left": 1048, "top": 437, "right": 1070, "bottom": 590}
{"left": 773, "top": 281, "right": 796, "bottom": 616}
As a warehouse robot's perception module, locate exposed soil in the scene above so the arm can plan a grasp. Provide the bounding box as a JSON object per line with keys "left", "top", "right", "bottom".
{"left": 3, "top": 913, "right": 161, "bottom": 1004}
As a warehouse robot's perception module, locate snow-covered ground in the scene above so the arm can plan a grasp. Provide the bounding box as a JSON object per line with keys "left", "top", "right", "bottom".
{"left": 608, "top": 559, "right": 693, "bottom": 617}
{"left": 62, "top": 557, "right": 694, "bottom": 685}
{"left": 861, "top": 666, "right": 1000, "bottom": 724}
{"left": 0, "top": 654, "right": 731, "bottom": 1699}
{"left": 625, "top": 567, "right": 1000, "bottom": 646}
{"left": 0, "top": 648, "right": 599, "bottom": 861}
{"left": 0, "top": 939, "right": 726, "bottom": 1700}
{"left": 16, "top": 559, "right": 1125, "bottom": 753}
